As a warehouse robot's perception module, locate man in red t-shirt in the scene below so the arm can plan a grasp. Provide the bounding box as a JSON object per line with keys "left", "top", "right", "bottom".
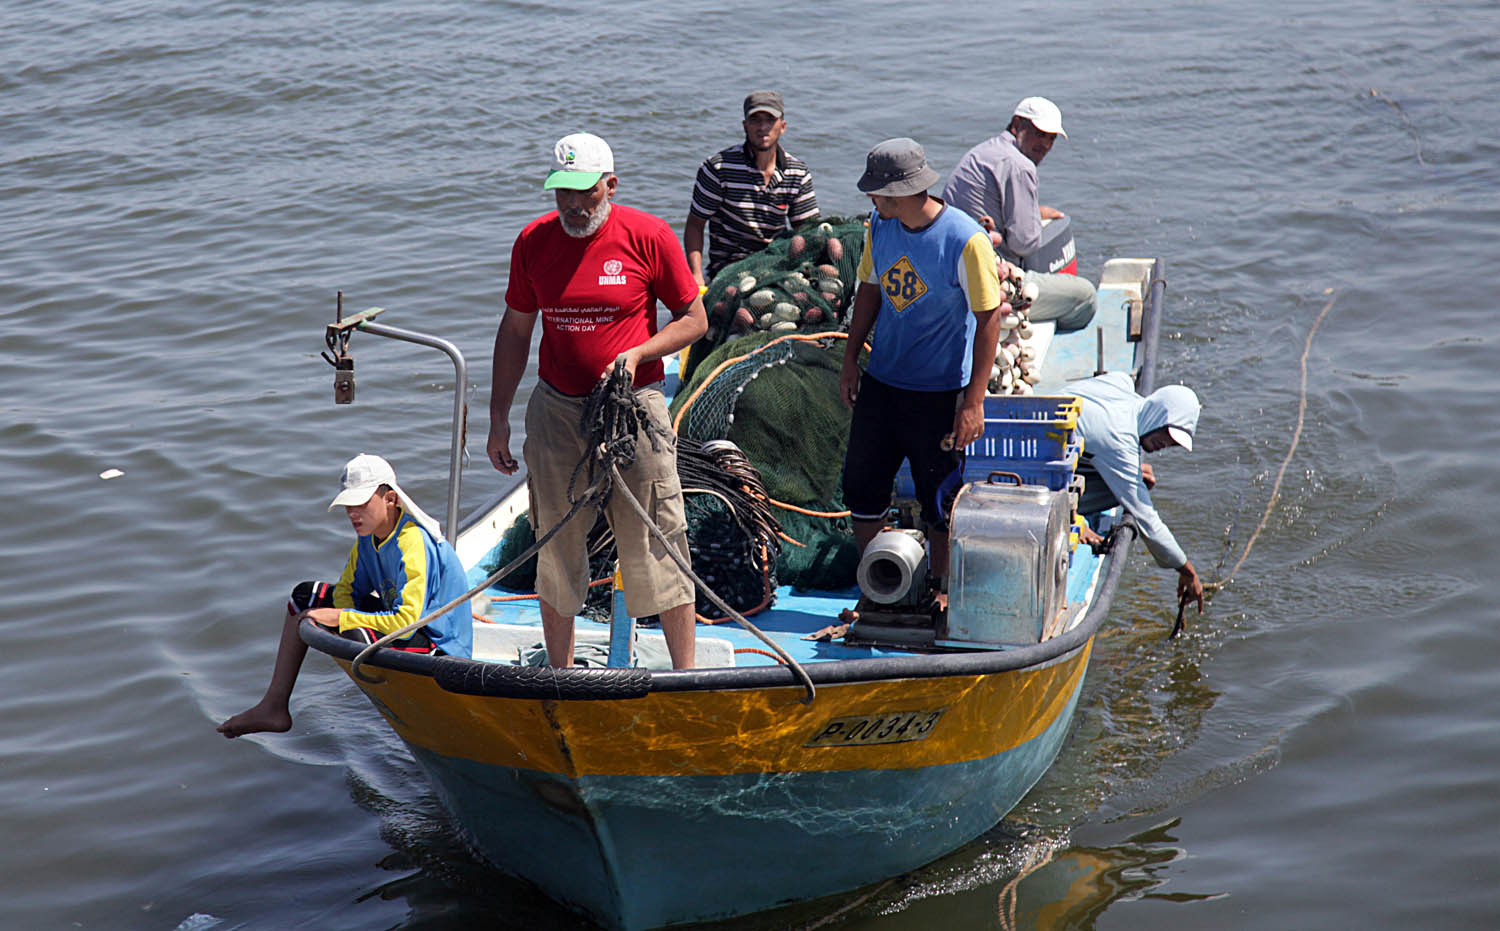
{"left": 487, "top": 132, "right": 708, "bottom": 669}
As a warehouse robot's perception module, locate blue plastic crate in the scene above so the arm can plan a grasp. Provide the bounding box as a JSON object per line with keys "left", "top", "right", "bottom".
{"left": 973, "top": 457, "right": 1077, "bottom": 492}
{"left": 894, "top": 438, "right": 1081, "bottom": 497}
{"left": 977, "top": 395, "right": 1080, "bottom": 460}
{"left": 890, "top": 396, "right": 1083, "bottom": 500}
{"left": 972, "top": 420, "right": 1075, "bottom": 461}
{"left": 982, "top": 395, "right": 1081, "bottom": 424}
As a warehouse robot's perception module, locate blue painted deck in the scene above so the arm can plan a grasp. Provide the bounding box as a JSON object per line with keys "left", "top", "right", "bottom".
{"left": 475, "top": 540, "right": 1104, "bottom": 668}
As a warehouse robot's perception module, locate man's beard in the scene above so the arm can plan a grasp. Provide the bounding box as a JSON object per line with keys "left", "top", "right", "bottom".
{"left": 560, "top": 201, "right": 611, "bottom": 238}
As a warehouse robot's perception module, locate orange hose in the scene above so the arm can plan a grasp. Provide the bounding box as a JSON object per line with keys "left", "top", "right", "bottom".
{"left": 766, "top": 497, "right": 851, "bottom": 519}
{"left": 733, "top": 647, "right": 789, "bottom": 665}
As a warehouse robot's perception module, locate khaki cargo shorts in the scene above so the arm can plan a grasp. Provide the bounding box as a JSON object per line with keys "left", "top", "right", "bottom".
{"left": 523, "top": 380, "right": 694, "bottom": 618}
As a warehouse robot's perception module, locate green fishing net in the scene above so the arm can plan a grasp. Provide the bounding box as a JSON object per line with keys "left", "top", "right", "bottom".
{"left": 482, "top": 511, "right": 617, "bottom": 620}
{"left": 670, "top": 329, "right": 865, "bottom": 592}
{"left": 684, "top": 215, "right": 868, "bottom": 384}
{"left": 483, "top": 486, "right": 782, "bottom": 620}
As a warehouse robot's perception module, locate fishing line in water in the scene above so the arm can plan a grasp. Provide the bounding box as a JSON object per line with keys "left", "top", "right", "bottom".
{"left": 996, "top": 841, "right": 1056, "bottom": 931}
{"left": 1368, "top": 88, "right": 1428, "bottom": 167}
{"left": 802, "top": 878, "right": 896, "bottom": 930}
{"left": 1321, "top": 65, "right": 1429, "bottom": 169}
{"left": 1204, "top": 293, "right": 1337, "bottom": 594}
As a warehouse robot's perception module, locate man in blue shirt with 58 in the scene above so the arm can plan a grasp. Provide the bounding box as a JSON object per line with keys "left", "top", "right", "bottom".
{"left": 840, "top": 138, "right": 1006, "bottom": 596}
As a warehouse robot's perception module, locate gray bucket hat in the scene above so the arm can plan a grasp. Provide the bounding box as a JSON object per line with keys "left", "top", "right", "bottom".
{"left": 856, "top": 137, "right": 940, "bottom": 197}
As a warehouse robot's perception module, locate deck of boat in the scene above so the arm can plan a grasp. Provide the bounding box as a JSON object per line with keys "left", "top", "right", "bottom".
{"left": 459, "top": 258, "right": 1156, "bottom": 670}
{"left": 472, "top": 536, "right": 1106, "bottom": 669}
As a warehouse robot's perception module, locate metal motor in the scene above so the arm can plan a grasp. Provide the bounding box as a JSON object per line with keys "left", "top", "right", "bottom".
{"left": 855, "top": 529, "right": 929, "bottom": 606}
{"left": 939, "top": 479, "right": 1072, "bottom": 648}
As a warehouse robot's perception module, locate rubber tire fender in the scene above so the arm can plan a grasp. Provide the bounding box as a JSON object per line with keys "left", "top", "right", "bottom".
{"left": 432, "top": 657, "right": 653, "bottom": 700}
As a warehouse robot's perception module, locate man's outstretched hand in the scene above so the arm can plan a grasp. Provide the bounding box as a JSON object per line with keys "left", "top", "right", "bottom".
{"left": 1177, "top": 560, "right": 1204, "bottom": 614}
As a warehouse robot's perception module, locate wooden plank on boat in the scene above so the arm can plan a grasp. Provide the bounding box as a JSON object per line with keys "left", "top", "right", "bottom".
{"left": 1042, "top": 601, "right": 1085, "bottom": 641}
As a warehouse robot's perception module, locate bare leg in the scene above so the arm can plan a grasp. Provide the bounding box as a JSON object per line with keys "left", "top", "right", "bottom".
{"left": 926, "top": 526, "right": 950, "bottom": 581}
{"left": 218, "top": 610, "right": 305, "bottom": 738}
{"left": 657, "top": 602, "right": 697, "bottom": 670}
{"left": 852, "top": 518, "right": 885, "bottom": 559}
{"left": 926, "top": 526, "right": 951, "bottom": 610}
{"left": 538, "top": 598, "right": 576, "bottom": 668}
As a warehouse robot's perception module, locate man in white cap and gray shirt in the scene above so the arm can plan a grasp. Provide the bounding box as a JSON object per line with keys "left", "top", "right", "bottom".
{"left": 943, "top": 96, "right": 1097, "bottom": 331}
{"left": 839, "top": 138, "right": 1004, "bottom": 600}
{"left": 219, "top": 454, "right": 473, "bottom": 738}
{"left": 487, "top": 132, "right": 706, "bottom": 669}
{"left": 1068, "top": 372, "right": 1205, "bottom": 613}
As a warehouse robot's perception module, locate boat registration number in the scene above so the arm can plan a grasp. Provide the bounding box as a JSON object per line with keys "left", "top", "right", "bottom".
{"left": 805, "top": 709, "right": 946, "bottom": 747}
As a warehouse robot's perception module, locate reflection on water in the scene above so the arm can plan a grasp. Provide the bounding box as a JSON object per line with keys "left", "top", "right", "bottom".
{"left": 1015, "top": 819, "right": 1226, "bottom": 929}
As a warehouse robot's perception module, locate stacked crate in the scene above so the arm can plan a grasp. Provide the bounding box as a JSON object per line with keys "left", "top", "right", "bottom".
{"left": 893, "top": 395, "right": 1082, "bottom": 503}
{"left": 967, "top": 395, "right": 1081, "bottom": 490}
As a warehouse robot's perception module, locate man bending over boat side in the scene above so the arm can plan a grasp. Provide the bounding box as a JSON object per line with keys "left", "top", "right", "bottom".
{"left": 486, "top": 132, "right": 707, "bottom": 669}
{"left": 840, "top": 138, "right": 1004, "bottom": 600}
{"left": 943, "top": 96, "right": 1096, "bottom": 331}
{"left": 684, "top": 90, "right": 820, "bottom": 286}
{"left": 1068, "top": 372, "right": 1206, "bottom": 612}
{"left": 218, "top": 454, "right": 473, "bottom": 738}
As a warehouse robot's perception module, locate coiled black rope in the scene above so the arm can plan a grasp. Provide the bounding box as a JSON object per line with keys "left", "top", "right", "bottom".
{"left": 572, "top": 358, "right": 673, "bottom": 497}
{"left": 677, "top": 438, "right": 784, "bottom": 573}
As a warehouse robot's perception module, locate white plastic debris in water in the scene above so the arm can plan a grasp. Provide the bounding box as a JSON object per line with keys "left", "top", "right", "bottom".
{"left": 99, "top": 468, "right": 125, "bottom": 480}
{"left": 172, "top": 915, "right": 223, "bottom": 931}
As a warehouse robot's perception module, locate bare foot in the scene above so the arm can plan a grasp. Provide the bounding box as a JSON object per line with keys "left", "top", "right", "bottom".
{"left": 217, "top": 702, "right": 292, "bottom": 739}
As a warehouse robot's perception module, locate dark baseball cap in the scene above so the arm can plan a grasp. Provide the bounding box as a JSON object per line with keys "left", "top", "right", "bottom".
{"left": 743, "top": 90, "right": 784, "bottom": 119}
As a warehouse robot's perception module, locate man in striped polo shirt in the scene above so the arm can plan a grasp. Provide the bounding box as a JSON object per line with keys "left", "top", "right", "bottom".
{"left": 683, "top": 90, "right": 820, "bottom": 286}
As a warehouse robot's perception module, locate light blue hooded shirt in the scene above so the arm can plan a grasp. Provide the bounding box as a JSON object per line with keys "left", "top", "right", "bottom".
{"left": 1068, "top": 371, "right": 1201, "bottom": 569}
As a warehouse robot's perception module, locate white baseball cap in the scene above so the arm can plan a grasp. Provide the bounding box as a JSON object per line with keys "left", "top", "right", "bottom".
{"left": 544, "top": 132, "right": 615, "bottom": 190}
{"left": 328, "top": 453, "right": 442, "bottom": 538}
{"left": 1166, "top": 425, "right": 1194, "bottom": 451}
{"left": 1013, "top": 96, "right": 1067, "bottom": 138}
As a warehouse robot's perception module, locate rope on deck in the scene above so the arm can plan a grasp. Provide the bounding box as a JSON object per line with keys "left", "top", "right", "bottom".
{"left": 609, "top": 459, "right": 815, "bottom": 704}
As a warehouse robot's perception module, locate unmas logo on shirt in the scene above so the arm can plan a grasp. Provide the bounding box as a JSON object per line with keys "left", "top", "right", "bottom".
{"left": 599, "top": 258, "right": 626, "bottom": 285}
{"left": 882, "top": 256, "right": 928, "bottom": 312}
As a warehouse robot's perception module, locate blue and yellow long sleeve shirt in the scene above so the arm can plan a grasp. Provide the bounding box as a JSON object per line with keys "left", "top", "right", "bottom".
{"left": 332, "top": 510, "right": 473, "bottom": 657}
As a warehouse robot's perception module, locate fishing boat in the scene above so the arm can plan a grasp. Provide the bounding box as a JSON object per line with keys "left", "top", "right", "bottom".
{"left": 301, "top": 253, "right": 1169, "bottom": 929}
